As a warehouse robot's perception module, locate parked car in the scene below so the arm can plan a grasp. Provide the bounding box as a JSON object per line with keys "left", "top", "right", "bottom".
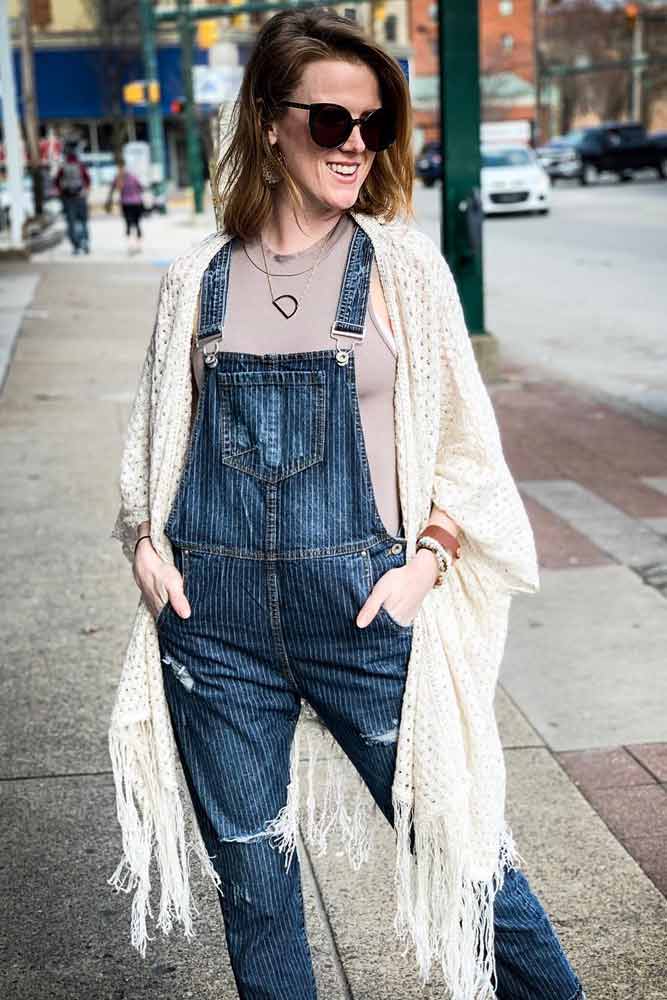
{"left": 481, "top": 146, "right": 550, "bottom": 216}
{"left": 415, "top": 141, "right": 442, "bottom": 187}
{"left": 537, "top": 122, "right": 667, "bottom": 185}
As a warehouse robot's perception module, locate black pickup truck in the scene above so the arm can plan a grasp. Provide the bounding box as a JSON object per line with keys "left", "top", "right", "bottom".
{"left": 537, "top": 122, "right": 667, "bottom": 185}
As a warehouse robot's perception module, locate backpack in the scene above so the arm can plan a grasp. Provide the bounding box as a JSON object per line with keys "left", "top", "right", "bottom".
{"left": 61, "top": 160, "right": 83, "bottom": 196}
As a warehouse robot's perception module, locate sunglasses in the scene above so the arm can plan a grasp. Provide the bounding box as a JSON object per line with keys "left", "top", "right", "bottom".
{"left": 281, "top": 101, "right": 396, "bottom": 152}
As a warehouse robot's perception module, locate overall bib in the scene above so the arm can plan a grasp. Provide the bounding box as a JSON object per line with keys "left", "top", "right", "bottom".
{"left": 155, "top": 223, "right": 585, "bottom": 1000}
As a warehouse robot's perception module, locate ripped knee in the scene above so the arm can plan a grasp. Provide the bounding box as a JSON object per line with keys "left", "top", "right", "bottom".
{"left": 359, "top": 718, "right": 399, "bottom": 746}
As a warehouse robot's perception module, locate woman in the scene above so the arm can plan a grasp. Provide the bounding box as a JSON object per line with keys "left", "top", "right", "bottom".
{"left": 109, "top": 10, "right": 586, "bottom": 1000}
{"left": 106, "top": 157, "right": 144, "bottom": 254}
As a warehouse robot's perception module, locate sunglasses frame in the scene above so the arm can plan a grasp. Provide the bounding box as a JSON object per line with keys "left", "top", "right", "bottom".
{"left": 280, "top": 101, "right": 396, "bottom": 152}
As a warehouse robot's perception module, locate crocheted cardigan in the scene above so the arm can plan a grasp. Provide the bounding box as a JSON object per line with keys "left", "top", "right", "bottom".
{"left": 109, "top": 208, "right": 539, "bottom": 1000}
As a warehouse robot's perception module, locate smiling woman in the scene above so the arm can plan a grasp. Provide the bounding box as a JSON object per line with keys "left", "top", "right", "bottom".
{"left": 110, "top": 8, "right": 585, "bottom": 1000}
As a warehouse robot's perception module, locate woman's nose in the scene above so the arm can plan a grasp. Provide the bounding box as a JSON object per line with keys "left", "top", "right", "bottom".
{"left": 340, "top": 124, "right": 366, "bottom": 154}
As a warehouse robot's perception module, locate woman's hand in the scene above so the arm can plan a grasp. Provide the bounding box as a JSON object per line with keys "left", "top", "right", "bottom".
{"left": 133, "top": 537, "right": 191, "bottom": 621}
{"left": 356, "top": 549, "right": 440, "bottom": 628}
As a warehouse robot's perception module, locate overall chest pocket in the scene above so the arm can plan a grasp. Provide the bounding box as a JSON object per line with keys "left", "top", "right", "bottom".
{"left": 217, "top": 369, "right": 327, "bottom": 484}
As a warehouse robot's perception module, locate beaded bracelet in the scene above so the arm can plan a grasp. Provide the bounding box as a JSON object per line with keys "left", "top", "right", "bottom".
{"left": 415, "top": 536, "right": 451, "bottom": 588}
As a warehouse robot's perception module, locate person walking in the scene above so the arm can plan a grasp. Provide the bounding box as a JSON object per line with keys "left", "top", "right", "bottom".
{"left": 106, "top": 158, "right": 145, "bottom": 255}
{"left": 54, "top": 139, "right": 91, "bottom": 254}
{"left": 109, "top": 10, "right": 587, "bottom": 1000}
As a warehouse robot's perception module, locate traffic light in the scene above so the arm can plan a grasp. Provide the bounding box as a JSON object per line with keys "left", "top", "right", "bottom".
{"left": 230, "top": 0, "right": 246, "bottom": 30}
{"left": 625, "top": 2, "right": 639, "bottom": 18}
{"left": 123, "top": 82, "right": 145, "bottom": 105}
{"left": 197, "top": 19, "right": 219, "bottom": 48}
{"left": 170, "top": 98, "right": 185, "bottom": 114}
{"left": 123, "top": 80, "right": 160, "bottom": 105}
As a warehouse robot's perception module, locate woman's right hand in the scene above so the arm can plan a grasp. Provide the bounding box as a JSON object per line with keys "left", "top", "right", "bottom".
{"left": 133, "top": 536, "right": 191, "bottom": 621}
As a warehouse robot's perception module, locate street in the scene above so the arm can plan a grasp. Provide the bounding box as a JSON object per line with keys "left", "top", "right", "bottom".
{"left": 416, "top": 175, "right": 667, "bottom": 422}
{"left": 1, "top": 183, "right": 666, "bottom": 999}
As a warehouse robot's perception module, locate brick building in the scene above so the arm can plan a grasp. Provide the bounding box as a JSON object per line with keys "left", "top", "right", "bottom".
{"left": 410, "top": 0, "right": 538, "bottom": 151}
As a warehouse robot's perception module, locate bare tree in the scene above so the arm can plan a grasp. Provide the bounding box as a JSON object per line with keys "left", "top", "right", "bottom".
{"left": 539, "top": 0, "right": 636, "bottom": 131}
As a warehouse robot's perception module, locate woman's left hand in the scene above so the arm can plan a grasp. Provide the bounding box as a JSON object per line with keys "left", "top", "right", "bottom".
{"left": 356, "top": 548, "right": 440, "bottom": 628}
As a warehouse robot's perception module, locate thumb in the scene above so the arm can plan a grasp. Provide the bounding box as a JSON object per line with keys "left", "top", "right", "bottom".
{"left": 170, "top": 584, "right": 191, "bottom": 619}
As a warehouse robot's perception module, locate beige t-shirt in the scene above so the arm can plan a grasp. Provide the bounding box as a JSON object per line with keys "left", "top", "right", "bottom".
{"left": 190, "top": 211, "right": 401, "bottom": 537}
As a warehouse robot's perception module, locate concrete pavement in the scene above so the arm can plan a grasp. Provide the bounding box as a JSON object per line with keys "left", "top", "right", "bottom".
{"left": 1, "top": 204, "right": 666, "bottom": 999}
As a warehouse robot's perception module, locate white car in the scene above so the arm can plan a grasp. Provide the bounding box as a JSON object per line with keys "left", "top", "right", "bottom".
{"left": 481, "top": 146, "right": 551, "bottom": 216}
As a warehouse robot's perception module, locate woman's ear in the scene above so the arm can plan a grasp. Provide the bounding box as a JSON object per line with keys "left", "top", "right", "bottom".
{"left": 255, "top": 97, "right": 277, "bottom": 147}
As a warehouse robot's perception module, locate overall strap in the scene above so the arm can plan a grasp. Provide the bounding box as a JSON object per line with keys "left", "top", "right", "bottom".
{"left": 332, "top": 222, "right": 375, "bottom": 337}
{"left": 330, "top": 222, "right": 374, "bottom": 365}
{"left": 198, "top": 239, "right": 234, "bottom": 341}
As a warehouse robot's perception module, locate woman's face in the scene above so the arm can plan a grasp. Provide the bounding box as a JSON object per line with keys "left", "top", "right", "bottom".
{"left": 267, "top": 58, "right": 382, "bottom": 216}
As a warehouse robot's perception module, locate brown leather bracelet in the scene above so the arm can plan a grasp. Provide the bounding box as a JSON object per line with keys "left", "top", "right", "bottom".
{"left": 417, "top": 525, "right": 461, "bottom": 560}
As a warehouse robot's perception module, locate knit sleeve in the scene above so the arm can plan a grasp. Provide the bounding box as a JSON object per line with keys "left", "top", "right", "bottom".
{"left": 429, "top": 250, "right": 539, "bottom": 596}
{"left": 110, "top": 269, "right": 174, "bottom": 563}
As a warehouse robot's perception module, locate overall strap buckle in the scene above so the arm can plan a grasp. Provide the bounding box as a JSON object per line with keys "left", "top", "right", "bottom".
{"left": 330, "top": 324, "right": 364, "bottom": 366}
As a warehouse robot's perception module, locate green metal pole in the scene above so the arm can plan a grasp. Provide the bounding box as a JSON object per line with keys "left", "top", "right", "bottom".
{"left": 437, "top": 0, "right": 485, "bottom": 335}
{"left": 155, "top": 0, "right": 369, "bottom": 23}
{"left": 177, "top": 0, "right": 205, "bottom": 213}
{"left": 138, "top": 0, "right": 168, "bottom": 211}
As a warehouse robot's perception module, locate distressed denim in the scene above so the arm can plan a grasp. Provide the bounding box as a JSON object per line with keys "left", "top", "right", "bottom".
{"left": 156, "top": 223, "right": 586, "bottom": 1000}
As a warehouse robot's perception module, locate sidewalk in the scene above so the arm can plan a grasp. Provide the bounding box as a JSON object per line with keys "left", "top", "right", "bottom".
{"left": 1, "top": 231, "right": 665, "bottom": 999}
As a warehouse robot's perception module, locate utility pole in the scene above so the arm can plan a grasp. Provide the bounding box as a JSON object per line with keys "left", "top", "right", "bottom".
{"left": 17, "top": 0, "right": 43, "bottom": 216}
{"left": 437, "top": 0, "right": 485, "bottom": 335}
{"left": 176, "top": 0, "right": 205, "bottom": 213}
{"left": 138, "top": 0, "right": 168, "bottom": 210}
{"left": 0, "top": 0, "right": 26, "bottom": 249}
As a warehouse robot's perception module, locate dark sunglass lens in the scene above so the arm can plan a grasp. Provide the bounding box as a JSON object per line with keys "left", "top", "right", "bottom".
{"left": 310, "top": 105, "right": 351, "bottom": 148}
{"left": 361, "top": 108, "right": 396, "bottom": 151}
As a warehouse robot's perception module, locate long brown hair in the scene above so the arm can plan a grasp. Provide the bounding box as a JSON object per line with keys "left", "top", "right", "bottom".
{"left": 213, "top": 7, "right": 414, "bottom": 240}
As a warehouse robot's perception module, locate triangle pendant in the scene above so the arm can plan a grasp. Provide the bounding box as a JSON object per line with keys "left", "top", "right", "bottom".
{"left": 272, "top": 295, "right": 298, "bottom": 319}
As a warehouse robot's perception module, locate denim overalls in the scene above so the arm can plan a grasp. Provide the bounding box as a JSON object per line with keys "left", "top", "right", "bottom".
{"left": 155, "top": 223, "right": 585, "bottom": 1000}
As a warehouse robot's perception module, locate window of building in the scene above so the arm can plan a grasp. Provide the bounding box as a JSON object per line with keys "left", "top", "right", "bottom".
{"left": 344, "top": 8, "right": 356, "bottom": 20}
{"left": 501, "top": 33, "right": 514, "bottom": 52}
{"left": 499, "top": 0, "right": 513, "bottom": 14}
{"left": 385, "top": 14, "right": 397, "bottom": 42}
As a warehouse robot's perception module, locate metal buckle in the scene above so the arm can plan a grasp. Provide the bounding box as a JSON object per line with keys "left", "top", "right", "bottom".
{"left": 330, "top": 323, "right": 364, "bottom": 367}
{"left": 199, "top": 334, "right": 222, "bottom": 368}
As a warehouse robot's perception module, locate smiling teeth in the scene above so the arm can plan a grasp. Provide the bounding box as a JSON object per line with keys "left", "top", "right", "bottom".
{"left": 327, "top": 163, "right": 357, "bottom": 175}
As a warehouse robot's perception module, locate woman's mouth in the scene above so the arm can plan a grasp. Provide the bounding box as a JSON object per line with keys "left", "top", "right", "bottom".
{"left": 326, "top": 162, "right": 360, "bottom": 183}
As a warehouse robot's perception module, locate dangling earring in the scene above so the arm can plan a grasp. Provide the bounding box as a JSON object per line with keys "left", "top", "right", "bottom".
{"left": 262, "top": 148, "right": 284, "bottom": 187}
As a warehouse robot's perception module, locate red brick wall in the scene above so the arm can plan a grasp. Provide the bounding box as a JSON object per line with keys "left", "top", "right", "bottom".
{"left": 411, "top": 0, "right": 439, "bottom": 79}
{"left": 480, "top": 0, "right": 535, "bottom": 85}
{"left": 410, "top": 1, "right": 537, "bottom": 146}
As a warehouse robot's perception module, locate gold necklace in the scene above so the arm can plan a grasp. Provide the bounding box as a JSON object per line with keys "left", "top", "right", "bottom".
{"left": 258, "top": 216, "right": 342, "bottom": 320}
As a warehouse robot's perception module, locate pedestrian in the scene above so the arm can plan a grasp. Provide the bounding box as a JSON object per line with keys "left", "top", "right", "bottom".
{"left": 106, "top": 157, "right": 145, "bottom": 255}
{"left": 109, "top": 10, "right": 587, "bottom": 1000}
{"left": 54, "top": 138, "right": 90, "bottom": 254}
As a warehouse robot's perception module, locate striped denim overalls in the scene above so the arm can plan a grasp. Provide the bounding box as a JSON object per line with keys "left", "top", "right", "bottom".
{"left": 155, "top": 223, "right": 586, "bottom": 1000}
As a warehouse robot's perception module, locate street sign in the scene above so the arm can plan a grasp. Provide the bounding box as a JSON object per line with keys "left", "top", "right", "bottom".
{"left": 193, "top": 64, "right": 243, "bottom": 105}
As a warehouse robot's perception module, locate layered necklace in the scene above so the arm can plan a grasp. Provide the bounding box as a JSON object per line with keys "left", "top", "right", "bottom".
{"left": 243, "top": 215, "right": 344, "bottom": 320}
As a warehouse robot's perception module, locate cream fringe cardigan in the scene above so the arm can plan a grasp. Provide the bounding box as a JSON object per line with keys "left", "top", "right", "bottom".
{"left": 109, "top": 208, "right": 540, "bottom": 1000}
